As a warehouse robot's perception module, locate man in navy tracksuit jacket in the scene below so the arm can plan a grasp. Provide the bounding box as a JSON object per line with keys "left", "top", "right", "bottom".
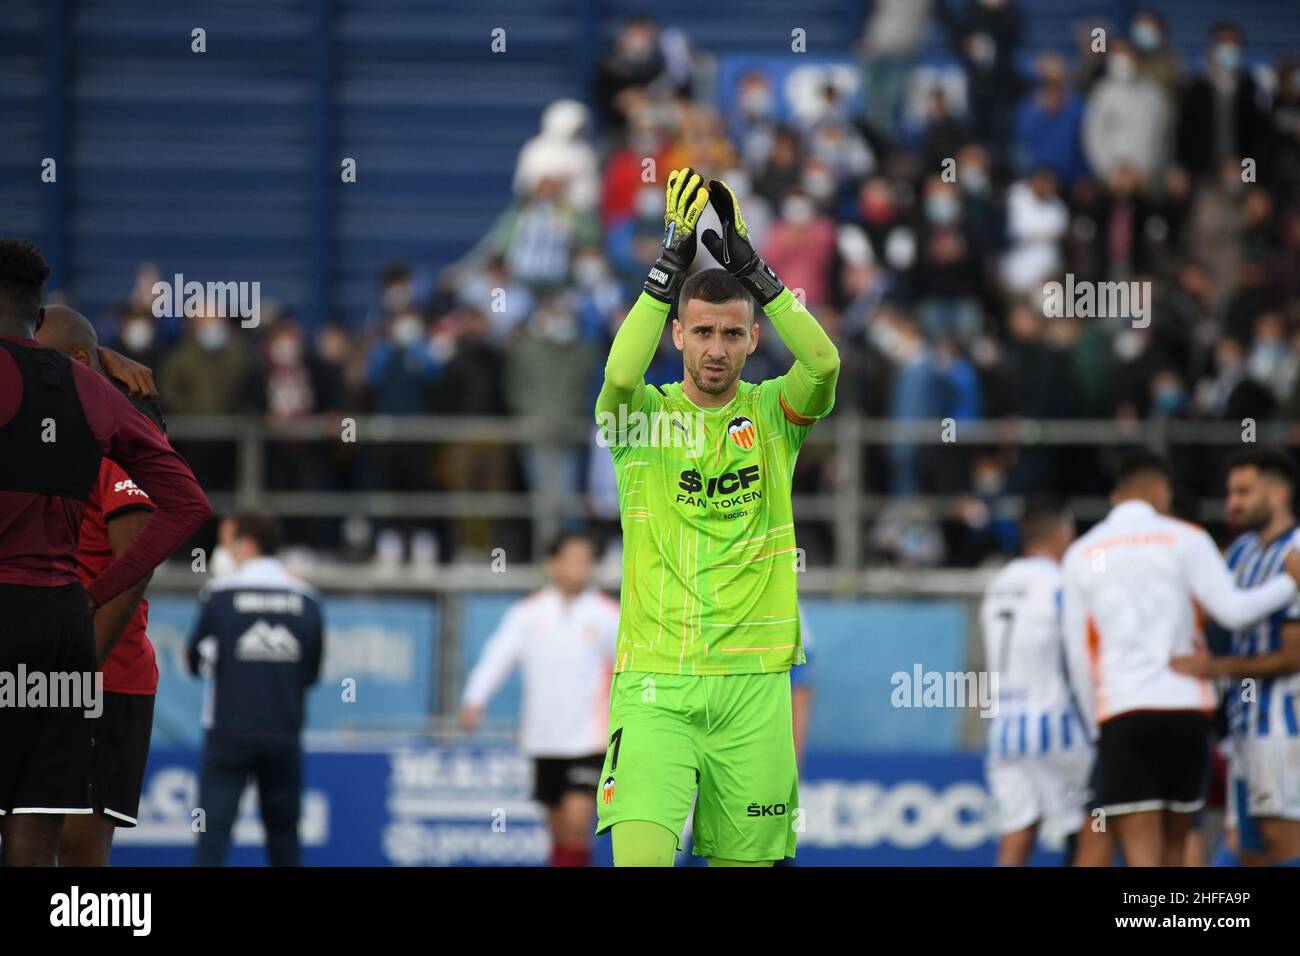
{"left": 186, "top": 512, "right": 324, "bottom": 866}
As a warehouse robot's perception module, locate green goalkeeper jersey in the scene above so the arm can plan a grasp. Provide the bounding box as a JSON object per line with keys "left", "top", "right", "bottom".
{"left": 595, "top": 288, "right": 839, "bottom": 676}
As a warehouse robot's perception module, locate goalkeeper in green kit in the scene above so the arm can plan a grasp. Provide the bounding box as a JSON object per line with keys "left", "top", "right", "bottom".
{"left": 594, "top": 168, "right": 840, "bottom": 865}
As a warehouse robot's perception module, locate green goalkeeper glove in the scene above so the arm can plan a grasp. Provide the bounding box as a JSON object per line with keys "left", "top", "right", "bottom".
{"left": 700, "top": 179, "right": 785, "bottom": 306}
{"left": 643, "top": 167, "right": 710, "bottom": 304}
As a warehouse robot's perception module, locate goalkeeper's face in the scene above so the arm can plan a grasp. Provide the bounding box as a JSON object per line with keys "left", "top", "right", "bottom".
{"left": 674, "top": 297, "right": 758, "bottom": 398}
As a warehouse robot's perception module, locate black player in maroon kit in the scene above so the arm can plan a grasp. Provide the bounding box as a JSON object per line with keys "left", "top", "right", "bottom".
{"left": 0, "top": 239, "right": 211, "bottom": 866}
{"left": 37, "top": 305, "right": 169, "bottom": 866}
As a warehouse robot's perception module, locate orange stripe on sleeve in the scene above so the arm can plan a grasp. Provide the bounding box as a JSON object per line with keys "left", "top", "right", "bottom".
{"left": 779, "top": 392, "right": 816, "bottom": 426}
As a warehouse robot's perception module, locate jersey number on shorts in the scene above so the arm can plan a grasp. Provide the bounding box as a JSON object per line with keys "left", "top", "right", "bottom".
{"left": 608, "top": 727, "right": 623, "bottom": 770}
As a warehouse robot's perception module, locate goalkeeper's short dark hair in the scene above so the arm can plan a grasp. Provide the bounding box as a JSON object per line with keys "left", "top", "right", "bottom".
{"left": 679, "top": 268, "right": 753, "bottom": 317}
{"left": 0, "top": 238, "right": 51, "bottom": 320}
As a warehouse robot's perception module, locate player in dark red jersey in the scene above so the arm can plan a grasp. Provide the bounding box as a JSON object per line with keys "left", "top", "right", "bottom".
{"left": 0, "top": 240, "right": 210, "bottom": 866}
{"left": 36, "top": 306, "right": 165, "bottom": 865}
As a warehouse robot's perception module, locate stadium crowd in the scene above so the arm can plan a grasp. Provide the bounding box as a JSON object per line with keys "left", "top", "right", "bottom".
{"left": 73, "top": 2, "right": 1300, "bottom": 567}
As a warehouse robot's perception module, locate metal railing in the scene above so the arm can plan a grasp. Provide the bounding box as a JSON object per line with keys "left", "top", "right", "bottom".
{"left": 165, "top": 412, "right": 1292, "bottom": 571}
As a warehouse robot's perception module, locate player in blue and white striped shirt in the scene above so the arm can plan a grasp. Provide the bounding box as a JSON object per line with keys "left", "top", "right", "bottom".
{"left": 1172, "top": 449, "right": 1300, "bottom": 867}
{"left": 980, "top": 501, "right": 1095, "bottom": 865}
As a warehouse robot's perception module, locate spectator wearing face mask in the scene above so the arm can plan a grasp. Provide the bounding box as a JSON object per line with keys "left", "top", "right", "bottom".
{"left": 1148, "top": 368, "right": 1190, "bottom": 420}
{"left": 855, "top": 176, "right": 912, "bottom": 272}
{"left": 260, "top": 320, "right": 321, "bottom": 424}
{"left": 991, "top": 305, "right": 1074, "bottom": 494}
{"left": 103, "top": 263, "right": 174, "bottom": 359}
{"left": 1223, "top": 259, "right": 1283, "bottom": 348}
{"left": 570, "top": 246, "right": 624, "bottom": 344}
{"left": 660, "top": 102, "right": 736, "bottom": 180}
{"left": 932, "top": 336, "right": 982, "bottom": 493}
{"left": 913, "top": 176, "right": 983, "bottom": 345}
{"left": 360, "top": 310, "right": 443, "bottom": 549}
{"left": 1013, "top": 53, "right": 1087, "bottom": 189}
{"left": 514, "top": 99, "right": 600, "bottom": 214}
{"left": 1176, "top": 22, "right": 1269, "bottom": 180}
{"left": 1081, "top": 163, "right": 1167, "bottom": 281}
{"left": 954, "top": 142, "right": 998, "bottom": 249}
{"left": 733, "top": 70, "right": 780, "bottom": 169}
{"left": 109, "top": 309, "right": 165, "bottom": 377}
{"left": 1000, "top": 167, "right": 1069, "bottom": 295}
{"left": 1245, "top": 312, "right": 1298, "bottom": 404}
{"left": 919, "top": 89, "right": 970, "bottom": 176}
{"left": 606, "top": 183, "right": 672, "bottom": 290}
{"left": 876, "top": 314, "right": 946, "bottom": 495}
{"left": 455, "top": 255, "right": 535, "bottom": 346}
{"left": 461, "top": 177, "right": 601, "bottom": 295}
{"left": 1083, "top": 38, "right": 1171, "bottom": 185}
{"left": 805, "top": 113, "right": 875, "bottom": 203}
{"left": 753, "top": 126, "right": 803, "bottom": 209}
{"left": 600, "top": 110, "right": 668, "bottom": 227}
{"left": 1271, "top": 61, "right": 1300, "bottom": 205}
{"left": 364, "top": 310, "right": 440, "bottom": 415}
{"left": 160, "top": 312, "right": 254, "bottom": 416}
{"left": 258, "top": 320, "right": 339, "bottom": 531}
{"left": 948, "top": 453, "right": 1018, "bottom": 564}
{"left": 936, "top": 0, "right": 1025, "bottom": 155}
{"left": 362, "top": 262, "right": 424, "bottom": 333}
{"left": 859, "top": 0, "right": 933, "bottom": 142}
{"left": 1197, "top": 335, "right": 1248, "bottom": 420}
{"left": 1129, "top": 8, "right": 1182, "bottom": 111}
{"left": 158, "top": 311, "right": 255, "bottom": 494}
{"left": 504, "top": 294, "right": 598, "bottom": 501}
{"left": 593, "top": 16, "right": 666, "bottom": 132}
{"left": 761, "top": 191, "right": 836, "bottom": 312}
{"left": 435, "top": 307, "right": 514, "bottom": 557}
{"left": 1186, "top": 157, "right": 1254, "bottom": 297}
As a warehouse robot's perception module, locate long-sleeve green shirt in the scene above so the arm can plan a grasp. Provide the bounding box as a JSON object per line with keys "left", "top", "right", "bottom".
{"left": 593, "top": 288, "right": 840, "bottom": 675}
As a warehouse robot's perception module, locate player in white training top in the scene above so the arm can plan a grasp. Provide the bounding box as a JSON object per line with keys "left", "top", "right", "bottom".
{"left": 460, "top": 531, "right": 619, "bottom": 866}
{"left": 1062, "top": 451, "right": 1300, "bottom": 867}
{"left": 981, "top": 500, "right": 1093, "bottom": 865}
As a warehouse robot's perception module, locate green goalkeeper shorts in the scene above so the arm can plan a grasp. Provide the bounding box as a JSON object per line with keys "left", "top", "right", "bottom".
{"left": 595, "top": 671, "right": 799, "bottom": 862}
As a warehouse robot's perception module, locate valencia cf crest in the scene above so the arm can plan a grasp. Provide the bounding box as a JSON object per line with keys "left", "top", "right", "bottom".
{"left": 602, "top": 775, "right": 616, "bottom": 805}
{"left": 728, "top": 416, "right": 756, "bottom": 450}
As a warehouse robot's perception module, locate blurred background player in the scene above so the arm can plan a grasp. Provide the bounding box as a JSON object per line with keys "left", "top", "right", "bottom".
{"left": 186, "top": 511, "right": 324, "bottom": 866}
{"left": 0, "top": 239, "right": 209, "bottom": 867}
{"left": 1063, "top": 451, "right": 1300, "bottom": 866}
{"left": 459, "top": 530, "right": 618, "bottom": 867}
{"left": 1172, "top": 448, "right": 1300, "bottom": 866}
{"left": 980, "top": 499, "right": 1094, "bottom": 865}
{"left": 35, "top": 306, "right": 166, "bottom": 866}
